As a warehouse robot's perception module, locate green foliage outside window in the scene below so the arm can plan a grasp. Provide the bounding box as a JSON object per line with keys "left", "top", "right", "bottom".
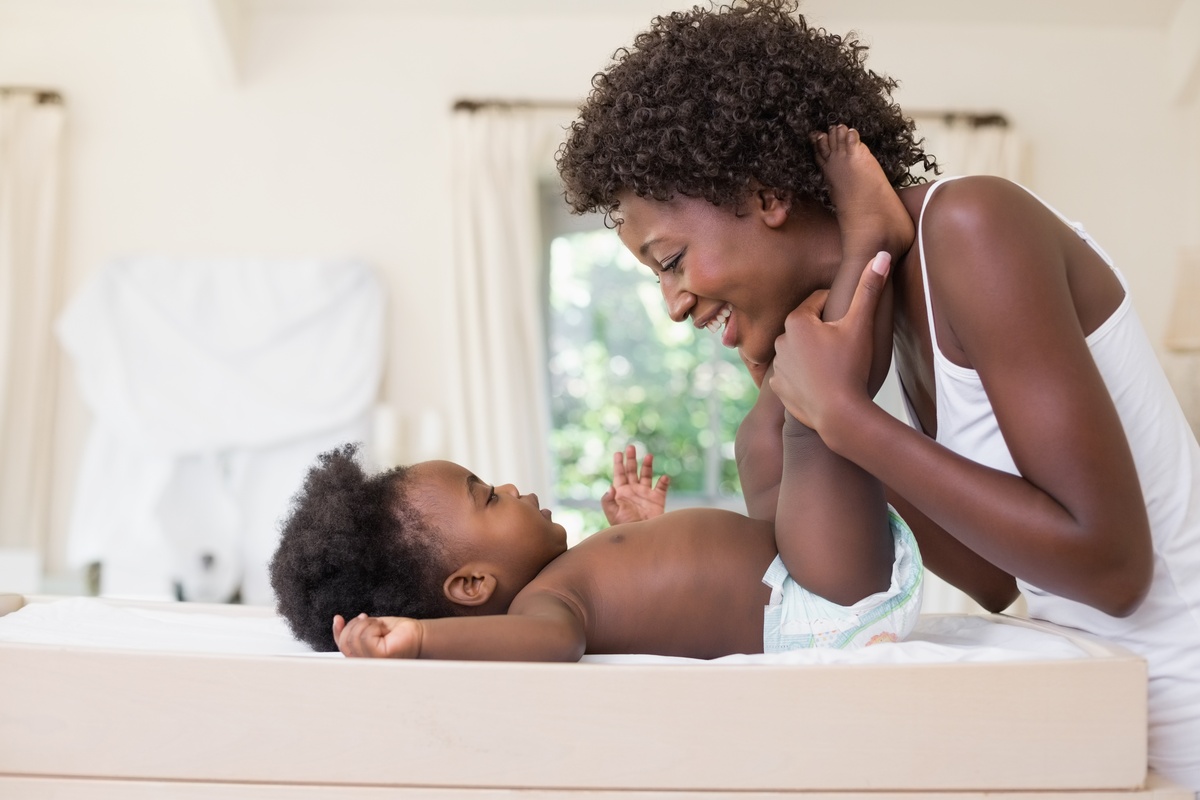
{"left": 547, "top": 230, "right": 757, "bottom": 534}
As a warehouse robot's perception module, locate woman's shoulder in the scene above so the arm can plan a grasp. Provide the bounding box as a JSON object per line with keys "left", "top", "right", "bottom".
{"left": 913, "top": 176, "right": 1072, "bottom": 270}
{"left": 918, "top": 175, "right": 1052, "bottom": 231}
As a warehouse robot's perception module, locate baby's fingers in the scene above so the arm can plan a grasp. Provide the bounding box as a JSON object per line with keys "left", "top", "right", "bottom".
{"left": 338, "top": 613, "right": 380, "bottom": 657}
{"left": 335, "top": 613, "right": 361, "bottom": 655}
{"left": 623, "top": 445, "right": 641, "bottom": 485}
{"left": 639, "top": 452, "right": 655, "bottom": 486}
{"left": 600, "top": 485, "right": 618, "bottom": 519}
{"left": 611, "top": 450, "right": 629, "bottom": 486}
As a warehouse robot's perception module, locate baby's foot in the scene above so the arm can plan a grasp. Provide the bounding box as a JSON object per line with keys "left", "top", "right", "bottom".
{"left": 812, "top": 125, "right": 915, "bottom": 263}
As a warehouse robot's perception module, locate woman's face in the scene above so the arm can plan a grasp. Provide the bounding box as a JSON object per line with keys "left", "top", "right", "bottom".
{"left": 615, "top": 190, "right": 834, "bottom": 367}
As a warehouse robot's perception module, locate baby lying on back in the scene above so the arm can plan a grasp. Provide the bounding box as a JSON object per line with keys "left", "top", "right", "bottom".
{"left": 271, "top": 404, "right": 921, "bottom": 661}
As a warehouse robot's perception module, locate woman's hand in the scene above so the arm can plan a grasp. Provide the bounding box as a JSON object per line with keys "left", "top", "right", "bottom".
{"left": 769, "top": 254, "right": 891, "bottom": 432}
{"left": 333, "top": 613, "right": 422, "bottom": 658}
{"left": 600, "top": 444, "right": 670, "bottom": 524}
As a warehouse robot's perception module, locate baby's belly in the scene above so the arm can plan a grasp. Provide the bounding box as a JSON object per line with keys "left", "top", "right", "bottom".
{"left": 579, "top": 521, "right": 776, "bottom": 658}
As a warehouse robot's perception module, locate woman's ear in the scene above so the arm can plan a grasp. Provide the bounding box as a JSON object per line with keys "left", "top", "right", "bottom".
{"left": 756, "top": 188, "right": 792, "bottom": 228}
{"left": 443, "top": 566, "right": 497, "bottom": 608}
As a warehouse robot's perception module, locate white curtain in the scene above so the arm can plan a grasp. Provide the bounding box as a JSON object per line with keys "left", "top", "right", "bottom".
{"left": 446, "top": 106, "right": 570, "bottom": 496}
{"left": 915, "top": 114, "right": 1024, "bottom": 183}
{"left": 912, "top": 115, "right": 1026, "bottom": 615}
{"left": 57, "top": 257, "right": 383, "bottom": 602}
{"left": 0, "top": 91, "right": 66, "bottom": 563}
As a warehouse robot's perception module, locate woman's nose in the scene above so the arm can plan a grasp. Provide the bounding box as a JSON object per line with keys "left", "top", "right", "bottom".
{"left": 496, "top": 483, "right": 519, "bottom": 497}
{"left": 660, "top": 276, "right": 696, "bottom": 323}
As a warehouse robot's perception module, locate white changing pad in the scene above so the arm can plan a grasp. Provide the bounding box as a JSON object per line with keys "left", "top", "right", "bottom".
{"left": 0, "top": 597, "right": 323, "bottom": 657}
{"left": 584, "top": 613, "right": 1086, "bottom": 664}
{"left": 0, "top": 597, "right": 1086, "bottom": 663}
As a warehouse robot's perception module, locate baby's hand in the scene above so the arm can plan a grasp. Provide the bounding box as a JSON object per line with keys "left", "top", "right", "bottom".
{"left": 600, "top": 444, "right": 670, "bottom": 525}
{"left": 333, "top": 613, "right": 422, "bottom": 658}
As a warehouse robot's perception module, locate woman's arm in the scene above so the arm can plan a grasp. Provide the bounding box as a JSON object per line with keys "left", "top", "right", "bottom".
{"left": 773, "top": 178, "right": 1152, "bottom": 616}
{"left": 885, "top": 488, "right": 1018, "bottom": 612}
{"left": 333, "top": 592, "right": 586, "bottom": 662}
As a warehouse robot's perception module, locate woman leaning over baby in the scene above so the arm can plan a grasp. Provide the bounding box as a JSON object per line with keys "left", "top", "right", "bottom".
{"left": 556, "top": 0, "right": 1200, "bottom": 791}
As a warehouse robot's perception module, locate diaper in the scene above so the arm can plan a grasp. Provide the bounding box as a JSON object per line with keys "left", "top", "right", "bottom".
{"left": 763, "top": 508, "right": 923, "bottom": 651}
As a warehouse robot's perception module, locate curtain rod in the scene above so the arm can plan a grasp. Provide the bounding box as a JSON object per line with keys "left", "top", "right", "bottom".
{"left": 909, "top": 111, "right": 1008, "bottom": 127}
{"left": 0, "top": 87, "right": 64, "bottom": 105}
{"left": 453, "top": 99, "right": 580, "bottom": 112}
{"left": 454, "top": 99, "right": 1008, "bottom": 128}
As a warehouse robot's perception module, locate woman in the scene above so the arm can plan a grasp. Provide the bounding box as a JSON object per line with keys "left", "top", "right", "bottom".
{"left": 555, "top": 0, "right": 1200, "bottom": 790}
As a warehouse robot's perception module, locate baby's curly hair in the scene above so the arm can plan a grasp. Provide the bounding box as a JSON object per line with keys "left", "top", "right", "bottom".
{"left": 557, "top": 0, "right": 936, "bottom": 218}
{"left": 269, "top": 444, "right": 457, "bottom": 651}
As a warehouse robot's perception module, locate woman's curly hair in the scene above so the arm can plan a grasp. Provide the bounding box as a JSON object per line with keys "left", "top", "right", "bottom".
{"left": 269, "top": 444, "right": 458, "bottom": 651}
{"left": 557, "top": 0, "right": 936, "bottom": 218}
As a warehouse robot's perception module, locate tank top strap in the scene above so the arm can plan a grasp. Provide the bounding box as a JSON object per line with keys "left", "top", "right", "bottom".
{"left": 914, "top": 176, "right": 1121, "bottom": 359}
{"left": 914, "top": 176, "right": 964, "bottom": 359}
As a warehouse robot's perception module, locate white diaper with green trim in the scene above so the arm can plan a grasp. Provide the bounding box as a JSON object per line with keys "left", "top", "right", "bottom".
{"left": 763, "top": 508, "right": 923, "bottom": 651}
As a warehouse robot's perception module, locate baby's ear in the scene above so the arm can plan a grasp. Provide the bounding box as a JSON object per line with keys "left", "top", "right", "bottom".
{"left": 756, "top": 188, "right": 792, "bottom": 228}
{"left": 443, "top": 566, "right": 497, "bottom": 607}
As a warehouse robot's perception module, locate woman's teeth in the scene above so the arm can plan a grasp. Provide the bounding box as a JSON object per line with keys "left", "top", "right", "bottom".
{"left": 706, "top": 305, "right": 731, "bottom": 334}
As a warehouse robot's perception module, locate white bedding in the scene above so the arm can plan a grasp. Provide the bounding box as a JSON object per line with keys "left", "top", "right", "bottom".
{"left": 0, "top": 597, "right": 1086, "bottom": 663}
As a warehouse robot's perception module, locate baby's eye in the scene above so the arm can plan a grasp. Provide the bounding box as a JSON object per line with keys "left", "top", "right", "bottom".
{"left": 488, "top": 486, "right": 497, "bottom": 504}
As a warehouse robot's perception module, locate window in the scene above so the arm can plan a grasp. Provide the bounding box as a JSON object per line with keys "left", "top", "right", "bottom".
{"left": 541, "top": 184, "right": 757, "bottom": 541}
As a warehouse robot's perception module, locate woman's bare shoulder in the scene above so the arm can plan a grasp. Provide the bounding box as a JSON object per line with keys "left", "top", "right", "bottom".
{"left": 920, "top": 175, "right": 1055, "bottom": 236}
{"left": 919, "top": 176, "right": 1072, "bottom": 287}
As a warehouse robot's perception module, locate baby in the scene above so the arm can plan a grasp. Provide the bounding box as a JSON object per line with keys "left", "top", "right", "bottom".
{"left": 271, "top": 431, "right": 920, "bottom": 660}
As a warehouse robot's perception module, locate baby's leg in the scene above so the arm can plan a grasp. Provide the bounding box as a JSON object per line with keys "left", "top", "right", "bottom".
{"left": 766, "top": 127, "right": 904, "bottom": 604}
{"left": 813, "top": 125, "right": 913, "bottom": 322}
{"left": 812, "top": 125, "right": 904, "bottom": 396}
{"left": 772, "top": 415, "right": 895, "bottom": 607}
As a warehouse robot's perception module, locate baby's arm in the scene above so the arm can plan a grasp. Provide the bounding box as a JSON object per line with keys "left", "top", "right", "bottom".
{"left": 334, "top": 592, "right": 586, "bottom": 662}
{"left": 601, "top": 444, "right": 670, "bottom": 524}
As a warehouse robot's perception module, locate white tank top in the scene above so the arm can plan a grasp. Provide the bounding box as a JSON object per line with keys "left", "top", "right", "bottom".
{"left": 906, "top": 177, "right": 1200, "bottom": 790}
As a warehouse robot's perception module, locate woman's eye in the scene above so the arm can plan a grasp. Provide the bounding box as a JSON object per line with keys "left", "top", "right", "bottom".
{"left": 654, "top": 252, "right": 683, "bottom": 284}
{"left": 488, "top": 487, "right": 497, "bottom": 504}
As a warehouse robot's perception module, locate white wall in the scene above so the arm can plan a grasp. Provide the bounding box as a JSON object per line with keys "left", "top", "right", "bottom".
{"left": 0, "top": 1, "right": 1195, "bottom": 573}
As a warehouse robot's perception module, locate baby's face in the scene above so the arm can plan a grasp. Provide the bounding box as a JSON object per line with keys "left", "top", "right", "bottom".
{"left": 412, "top": 461, "right": 569, "bottom": 593}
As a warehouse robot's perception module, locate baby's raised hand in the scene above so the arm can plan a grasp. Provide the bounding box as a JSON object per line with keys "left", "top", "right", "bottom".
{"left": 333, "top": 613, "right": 422, "bottom": 659}
{"left": 600, "top": 444, "right": 670, "bottom": 524}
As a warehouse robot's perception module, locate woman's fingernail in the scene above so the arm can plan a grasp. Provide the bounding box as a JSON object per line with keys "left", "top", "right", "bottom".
{"left": 871, "top": 251, "right": 891, "bottom": 275}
